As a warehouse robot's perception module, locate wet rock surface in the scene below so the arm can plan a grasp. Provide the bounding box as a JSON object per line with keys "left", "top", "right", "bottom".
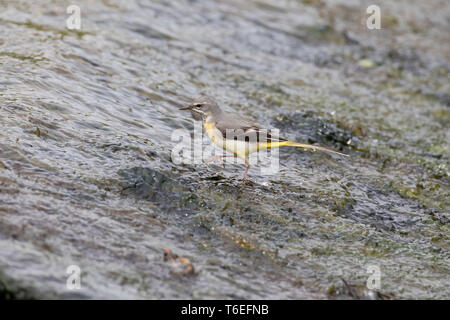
{"left": 0, "top": 0, "right": 449, "bottom": 299}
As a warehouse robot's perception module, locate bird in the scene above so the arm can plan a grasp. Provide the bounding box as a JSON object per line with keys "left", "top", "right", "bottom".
{"left": 180, "top": 97, "right": 348, "bottom": 180}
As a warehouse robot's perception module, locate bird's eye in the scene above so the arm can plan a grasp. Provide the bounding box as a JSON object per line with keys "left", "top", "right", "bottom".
{"left": 194, "top": 104, "right": 202, "bottom": 108}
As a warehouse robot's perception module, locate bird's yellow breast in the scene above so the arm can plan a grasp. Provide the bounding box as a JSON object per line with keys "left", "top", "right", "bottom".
{"left": 204, "top": 122, "right": 218, "bottom": 142}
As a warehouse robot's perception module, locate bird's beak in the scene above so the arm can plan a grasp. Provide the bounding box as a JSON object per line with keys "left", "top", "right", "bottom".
{"left": 179, "top": 104, "right": 193, "bottom": 110}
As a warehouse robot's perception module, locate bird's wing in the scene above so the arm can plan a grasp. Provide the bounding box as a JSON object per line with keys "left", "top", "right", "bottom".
{"left": 215, "top": 118, "right": 286, "bottom": 143}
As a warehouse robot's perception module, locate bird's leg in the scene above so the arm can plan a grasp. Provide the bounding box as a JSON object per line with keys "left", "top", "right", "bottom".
{"left": 206, "top": 155, "right": 235, "bottom": 166}
{"left": 242, "top": 159, "right": 250, "bottom": 181}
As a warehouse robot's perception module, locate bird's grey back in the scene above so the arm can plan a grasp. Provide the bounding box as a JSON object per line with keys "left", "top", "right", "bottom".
{"left": 213, "top": 111, "right": 256, "bottom": 130}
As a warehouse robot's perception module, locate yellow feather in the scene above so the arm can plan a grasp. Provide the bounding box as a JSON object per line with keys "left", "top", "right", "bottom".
{"left": 264, "top": 140, "right": 348, "bottom": 156}
{"left": 204, "top": 122, "right": 215, "bottom": 132}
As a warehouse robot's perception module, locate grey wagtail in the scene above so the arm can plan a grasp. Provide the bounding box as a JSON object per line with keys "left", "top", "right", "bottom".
{"left": 180, "top": 97, "right": 348, "bottom": 180}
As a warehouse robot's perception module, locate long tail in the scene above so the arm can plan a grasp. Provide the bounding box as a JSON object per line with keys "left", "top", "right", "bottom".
{"left": 268, "top": 140, "right": 349, "bottom": 157}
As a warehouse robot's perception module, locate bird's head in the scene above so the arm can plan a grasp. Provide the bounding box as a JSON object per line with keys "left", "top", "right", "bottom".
{"left": 180, "top": 97, "right": 220, "bottom": 121}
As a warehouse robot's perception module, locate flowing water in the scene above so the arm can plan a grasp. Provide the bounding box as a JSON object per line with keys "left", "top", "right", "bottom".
{"left": 0, "top": 0, "right": 449, "bottom": 299}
